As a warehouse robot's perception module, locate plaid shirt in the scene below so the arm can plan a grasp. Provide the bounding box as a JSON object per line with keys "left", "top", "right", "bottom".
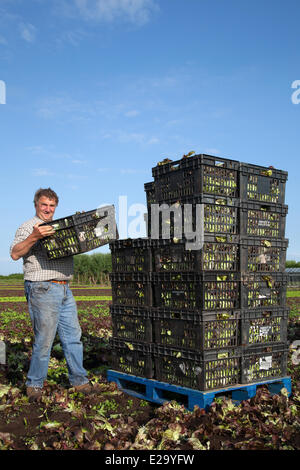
{"left": 10, "top": 216, "right": 74, "bottom": 281}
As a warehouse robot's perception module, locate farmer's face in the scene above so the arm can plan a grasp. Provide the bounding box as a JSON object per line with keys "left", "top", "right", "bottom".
{"left": 35, "top": 196, "right": 57, "bottom": 222}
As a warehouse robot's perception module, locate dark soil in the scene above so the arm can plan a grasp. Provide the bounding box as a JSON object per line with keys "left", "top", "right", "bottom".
{"left": 0, "top": 373, "right": 157, "bottom": 450}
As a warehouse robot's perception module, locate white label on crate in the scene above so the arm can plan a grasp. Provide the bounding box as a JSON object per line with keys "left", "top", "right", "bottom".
{"left": 259, "top": 355, "right": 272, "bottom": 370}
{"left": 259, "top": 326, "right": 271, "bottom": 337}
{"left": 258, "top": 220, "right": 271, "bottom": 227}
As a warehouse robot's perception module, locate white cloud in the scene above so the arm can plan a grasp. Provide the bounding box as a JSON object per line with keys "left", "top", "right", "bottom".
{"left": 56, "top": 29, "right": 89, "bottom": 46}
{"left": 28, "top": 145, "right": 87, "bottom": 165}
{"left": 32, "top": 168, "right": 55, "bottom": 177}
{"left": 97, "top": 129, "right": 159, "bottom": 146}
{"left": 118, "top": 131, "right": 145, "bottom": 144}
{"left": 66, "top": 173, "right": 88, "bottom": 180}
{"left": 97, "top": 167, "right": 111, "bottom": 172}
{"left": 147, "top": 137, "right": 159, "bottom": 145}
{"left": 36, "top": 94, "right": 94, "bottom": 121}
{"left": 71, "top": 159, "right": 87, "bottom": 164}
{"left": 204, "top": 148, "right": 221, "bottom": 155}
{"left": 36, "top": 96, "right": 77, "bottom": 119}
{"left": 19, "top": 23, "right": 36, "bottom": 43}
{"left": 124, "top": 109, "right": 140, "bottom": 118}
{"left": 73, "top": 0, "right": 159, "bottom": 25}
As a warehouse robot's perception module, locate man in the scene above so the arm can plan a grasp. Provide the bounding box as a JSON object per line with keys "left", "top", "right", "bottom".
{"left": 10, "top": 188, "right": 97, "bottom": 400}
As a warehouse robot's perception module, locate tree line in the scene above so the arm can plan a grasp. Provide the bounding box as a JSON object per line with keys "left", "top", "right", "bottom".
{"left": 1, "top": 253, "right": 112, "bottom": 285}
{"left": 73, "top": 253, "right": 112, "bottom": 285}
{"left": 285, "top": 260, "right": 300, "bottom": 268}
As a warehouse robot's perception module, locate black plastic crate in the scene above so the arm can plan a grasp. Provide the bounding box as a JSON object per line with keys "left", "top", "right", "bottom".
{"left": 110, "top": 238, "right": 152, "bottom": 273}
{"left": 147, "top": 198, "right": 288, "bottom": 241}
{"left": 239, "top": 163, "right": 288, "bottom": 204}
{"left": 152, "top": 308, "right": 241, "bottom": 351}
{"left": 241, "top": 343, "right": 288, "bottom": 384}
{"left": 110, "top": 272, "right": 152, "bottom": 307}
{"left": 109, "top": 338, "right": 153, "bottom": 379}
{"left": 152, "top": 237, "right": 287, "bottom": 273}
{"left": 147, "top": 194, "right": 240, "bottom": 240}
{"left": 144, "top": 181, "right": 156, "bottom": 206}
{"left": 241, "top": 272, "right": 288, "bottom": 309}
{"left": 40, "top": 206, "right": 118, "bottom": 259}
{"left": 151, "top": 235, "right": 240, "bottom": 273}
{"left": 151, "top": 155, "right": 287, "bottom": 204}
{"left": 240, "top": 238, "right": 288, "bottom": 273}
{"left": 110, "top": 305, "right": 153, "bottom": 343}
{"left": 241, "top": 308, "right": 289, "bottom": 347}
{"left": 152, "top": 154, "right": 240, "bottom": 201}
{"left": 151, "top": 272, "right": 240, "bottom": 311}
{"left": 240, "top": 201, "right": 288, "bottom": 239}
{"left": 153, "top": 345, "right": 242, "bottom": 391}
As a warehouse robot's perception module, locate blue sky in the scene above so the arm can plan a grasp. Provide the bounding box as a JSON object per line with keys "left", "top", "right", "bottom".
{"left": 0, "top": 0, "right": 299, "bottom": 275}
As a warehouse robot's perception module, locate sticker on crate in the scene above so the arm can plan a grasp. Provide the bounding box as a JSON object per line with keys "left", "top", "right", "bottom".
{"left": 40, "top": 205, "right": 118, "bottom": 259}
{"left": 241, "top": 308, "right": 289, "bottom": 346}
{"left": 241, "top": 344, "right": 288, "bottom": 383}
{"left": 259, "top": 355, "right": 272, "bottom": 370}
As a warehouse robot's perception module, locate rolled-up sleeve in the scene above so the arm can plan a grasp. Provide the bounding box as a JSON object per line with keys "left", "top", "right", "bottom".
{"left": 10, "top": 225, "right": 32, "bottom": 256}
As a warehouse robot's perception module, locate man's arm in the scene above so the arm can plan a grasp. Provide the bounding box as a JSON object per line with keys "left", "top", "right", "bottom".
{"left": 11, "top": 223, "right": 55, "bottom": 261}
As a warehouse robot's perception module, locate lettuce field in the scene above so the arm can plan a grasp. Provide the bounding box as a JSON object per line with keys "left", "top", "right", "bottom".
{"left": 0, "top": 281, "right": 299, "bottom": 451}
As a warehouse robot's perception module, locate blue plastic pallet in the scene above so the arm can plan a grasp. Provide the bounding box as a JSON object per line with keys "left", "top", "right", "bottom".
{"left": 106, "top": 369, "right": 292, "bottom": 411}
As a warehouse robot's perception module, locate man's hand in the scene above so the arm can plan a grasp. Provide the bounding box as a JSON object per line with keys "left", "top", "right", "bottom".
{"left": 11, "top": 223, "right": 55, "bottom": 261}
{"left": 32, "top": 223, "right": 55, "bottom": 240}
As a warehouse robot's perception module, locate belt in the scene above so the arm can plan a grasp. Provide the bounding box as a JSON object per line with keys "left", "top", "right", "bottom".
{"left": 51, "top": 280, "right": 68, "bottom": 285}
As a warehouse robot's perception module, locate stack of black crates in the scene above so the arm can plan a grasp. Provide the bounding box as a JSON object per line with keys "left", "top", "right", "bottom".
{"left": 109, "top": 153, "right": 289, "bottom": 393}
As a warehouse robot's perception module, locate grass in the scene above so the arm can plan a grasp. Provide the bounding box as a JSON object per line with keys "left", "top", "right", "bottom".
{"left": 287, "top": 291, "right": 300, "bottom": 297}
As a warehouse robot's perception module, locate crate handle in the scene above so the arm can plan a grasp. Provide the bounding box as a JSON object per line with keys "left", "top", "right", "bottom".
{"left": 262, "top": 310, "right": 272, "bottom": 318}
{"left": 170, "top": 163, "right": 180, "bottom": 171}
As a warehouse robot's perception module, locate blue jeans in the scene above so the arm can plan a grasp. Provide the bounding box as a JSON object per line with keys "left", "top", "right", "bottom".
{"left": 24, "top": 281, "right": 88, "bottom": 388}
